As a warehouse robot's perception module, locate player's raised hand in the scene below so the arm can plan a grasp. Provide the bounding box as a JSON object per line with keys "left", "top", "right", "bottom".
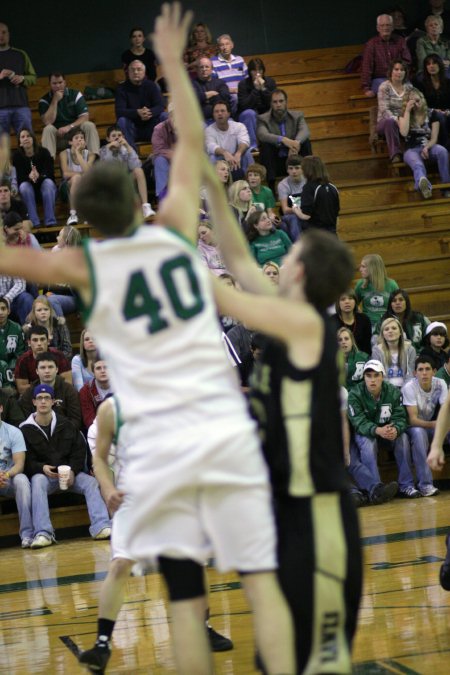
{"left": 151, "top": 2, "right": 193, "bottom": 63}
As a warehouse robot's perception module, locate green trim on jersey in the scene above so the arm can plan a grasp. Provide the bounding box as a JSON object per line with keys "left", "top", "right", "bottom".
{"left": 167, "top": 227, "right": 197, "bottom": 249}
{"left": 80, "top": 239, "right": 97, "bottom": 323}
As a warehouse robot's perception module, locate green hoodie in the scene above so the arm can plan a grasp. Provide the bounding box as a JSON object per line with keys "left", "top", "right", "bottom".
{"left": 348, "top": 380, "right": 408, "bottom": 438}
{"left": 345, "top": 350, "right": 369, "bottom": 390}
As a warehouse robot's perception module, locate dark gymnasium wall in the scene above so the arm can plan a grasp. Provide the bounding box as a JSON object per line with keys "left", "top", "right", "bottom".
{"left": 2, "top": 1, "right": 431, "bottom": 76}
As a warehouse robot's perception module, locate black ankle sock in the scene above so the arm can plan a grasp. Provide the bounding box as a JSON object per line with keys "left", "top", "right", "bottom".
{"left": 97, "top": 618, "right": 115, "bottom": 642}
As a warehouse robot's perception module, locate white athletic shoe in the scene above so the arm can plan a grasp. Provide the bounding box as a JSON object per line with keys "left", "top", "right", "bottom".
{"left": 30, "top": 534, "right": 54, "bottom": 549}
{"left": 94, "top": 527, "right": 111, "bottom": 540}
{"left": 419, "top": 485, "right": 439, "bottom": 497}
{"left": 67, "top": 211, "right": 79, "bottom": 225}
{"left": 142, "top": 203, "right": 155, "bottom": 219}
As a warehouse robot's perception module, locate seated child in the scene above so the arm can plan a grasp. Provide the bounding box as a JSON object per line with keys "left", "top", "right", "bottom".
{"left": 276, "top": 155, "right": 305, "bottom": 242}
{"left": 99, "top": 124, "right": 155, "bottom": 220}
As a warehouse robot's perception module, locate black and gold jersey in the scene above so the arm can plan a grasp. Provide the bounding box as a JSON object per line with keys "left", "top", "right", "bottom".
{"left": 249, "top": 315, "right": 348, "bottom": 497}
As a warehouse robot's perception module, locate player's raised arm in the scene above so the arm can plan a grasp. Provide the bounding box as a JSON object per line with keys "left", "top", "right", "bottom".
{"left": 0, "top": 240, "right": 88, "bottom": 292}
{"left": 202, "top": 157, "right": 276, "bottom": 295}
{"left": 152, "top": 3, "right": 204, "bottom": 241}
{"left": 428, "top": 390, "right": 450, "bottom": 471}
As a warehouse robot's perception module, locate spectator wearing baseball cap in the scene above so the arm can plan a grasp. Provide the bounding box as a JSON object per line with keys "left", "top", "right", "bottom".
{"left": 347, "top": 359, "right": 414, "bottom": 499}
{"left": 420, "top": 321, "right": 449, "bottom": 370}
{"left": 19, "top": 352, "right": 81, "bottom": 429}
{"left": 20, "top": 383, "right": 111, "bottom": 549}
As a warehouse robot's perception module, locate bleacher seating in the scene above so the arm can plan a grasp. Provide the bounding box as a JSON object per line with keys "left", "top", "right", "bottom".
{"left": 2, "top": 42, "right": 449, "bottom": 542}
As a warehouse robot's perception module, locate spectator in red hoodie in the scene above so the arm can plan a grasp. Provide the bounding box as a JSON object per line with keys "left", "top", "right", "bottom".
{"left": 79, "top": 359, "right": 113, "bottom": 428}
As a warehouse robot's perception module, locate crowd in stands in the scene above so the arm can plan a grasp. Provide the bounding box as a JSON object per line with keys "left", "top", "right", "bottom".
{"left": 1, "top": 4, "right": 450, "bottom": 547}
{"left": 363, "top": 3, "right": 450, "bottom": 198}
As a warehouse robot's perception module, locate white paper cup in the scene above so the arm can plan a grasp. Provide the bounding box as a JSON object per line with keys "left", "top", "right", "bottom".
{"left": 58, "top": 465, "right": 71, "bottom": 490}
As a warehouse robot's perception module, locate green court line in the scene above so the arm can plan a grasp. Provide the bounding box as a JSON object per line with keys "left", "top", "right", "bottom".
{"left": 0, "top": 525, "right": 449, "bottom": 597}
{"left": 361, "top": 525, "right": 450, "bottom": 546}
{"left": 354, "top": 659, "right": 421, "bottom": 674}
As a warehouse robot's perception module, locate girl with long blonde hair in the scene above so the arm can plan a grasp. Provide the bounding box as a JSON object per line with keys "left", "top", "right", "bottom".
{"left": 371, "top": 316, "right": 416, "bottom": 388}
{"left": 399, "top": 87, "right": 450, "bottom": 198}
{"left": 354, "top": 253, "right": 399, "bottom": 330}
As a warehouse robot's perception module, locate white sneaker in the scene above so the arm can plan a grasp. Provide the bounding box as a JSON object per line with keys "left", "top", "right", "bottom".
{"left": 142, "top": 203, "right": 155, "bottom": 219}
{"left": 419, "top": 485, "right": 439, "bottom": 497}
{"left": 418, "top": 177, "right": 432, "bottom": 199}
{"left": 30, "top": 534, "right": 54, "bottom": 549}
{"left": 67, "top": 211, "right": 78, "bottom": 225}
{"left": 94, "top": 527, "right": 111, "bottom": 540}
{"left": 21, "top": 537, "right": 33, "bottom": 549}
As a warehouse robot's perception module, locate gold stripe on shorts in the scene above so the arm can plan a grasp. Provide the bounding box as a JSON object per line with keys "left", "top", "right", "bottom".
{"left": 304, "top": 493, "right": 351, "bottom": 675}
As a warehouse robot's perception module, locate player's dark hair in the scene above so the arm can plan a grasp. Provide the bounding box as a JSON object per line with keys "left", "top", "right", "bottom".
{"left": 298, "top": 230, "right": 354, "bottom": 311}
{"left": 0, "top": 177, "right": 11, "bottom": 190}
{"left": 74, "top": 162, "right": 137, "bottom": 235}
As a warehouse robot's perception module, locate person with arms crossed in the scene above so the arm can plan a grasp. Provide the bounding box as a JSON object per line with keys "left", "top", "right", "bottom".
{"left": 0, "top": 6, "right": 294, "bottom": 675}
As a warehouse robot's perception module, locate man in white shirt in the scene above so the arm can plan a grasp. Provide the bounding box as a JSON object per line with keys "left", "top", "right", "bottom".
{"left": 401, "top": 355, "right": 448, "bottom": 496}
{"left": 205, "top": 101, "right": 252, "bottom": 178}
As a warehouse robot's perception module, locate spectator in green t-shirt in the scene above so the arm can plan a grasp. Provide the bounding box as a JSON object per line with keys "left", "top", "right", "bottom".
{"left": 245, "top": 163, "right": 279, "bottom": 225}
{"left": 38, "top": 72, "right": 100, "bottom": 158}
{"left": 246, "top": 210, "right": 291, "bottom": 267}
{"left": 354, "top": 253, "right": 399, "bottom": 331}
{"left": 436, "top": 350, "right": 450, "bottom": 388}
{"left": 0, "top": 295, "right": 26, "bottom": 386}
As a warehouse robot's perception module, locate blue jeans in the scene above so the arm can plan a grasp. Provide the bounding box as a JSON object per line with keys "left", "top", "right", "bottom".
{"left": 370, "top": 78, "right": 386, "bottom": 94}
{"left": 0, "top": 107, "right": 33, "bottom": 136}
{"left": 208, "top": 149, "right": 253, "bottom": 178}
{"left": 348, "top": 439, "right": 381, "bottom": 495}
{"left": 10, "top": 291, "right": 34, "bottom": 324}
{"left": 31, "top": 472, "right": 111, "bottom": 538}
{"left": 19, "top": 179, "right": 57, "bottom": 226}
{"left": 403, "top": 144, "right": 450, "bottom": 189}
{"left": 280, "top": 213, "right": 302, "bottom": 242}
{"left": 0, "top": 473, "right": 33, "bottom": 541}
{"left": 406, "top": 427, "right": 435, "bottom": 490}
{"left": 153, "top": 155, "right": 170, "bottom": 197}
{"left": 117, "top": 114, "right": 166, "bottom": 150}
{"left": 47, "top": 294, "right": 77, "bottom": 316}
{"left": 238, "top": 109, "right": 258, "bottom": 149}
{"left": 351, "top": 434, "right": 382, "bottom": 486}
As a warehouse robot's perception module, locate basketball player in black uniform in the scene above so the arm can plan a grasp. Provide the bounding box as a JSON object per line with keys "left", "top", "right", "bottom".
{"left": 203, "top": 158, "right": 362, "bottom": 674}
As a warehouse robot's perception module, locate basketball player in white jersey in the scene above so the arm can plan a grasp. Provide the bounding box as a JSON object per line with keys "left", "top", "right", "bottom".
{"left": 80, "top": 396, "right": 234, "bottom": 671}
{"left": 0, "top": 5, "right": 294, "bottom": 674}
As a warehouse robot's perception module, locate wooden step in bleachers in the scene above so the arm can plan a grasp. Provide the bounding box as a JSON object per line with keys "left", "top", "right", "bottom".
{"left": 4, "top": 42, "right": 450, "bottom": 541}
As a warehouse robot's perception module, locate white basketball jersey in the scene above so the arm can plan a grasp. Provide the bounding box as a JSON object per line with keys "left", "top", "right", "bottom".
{"left": 82, "top": 226, "right": 245, "bottom": 422}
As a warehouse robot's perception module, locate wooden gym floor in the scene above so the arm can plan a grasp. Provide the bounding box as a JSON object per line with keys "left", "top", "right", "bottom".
{"left": 0, "top": 493, "right": 449, "bottom": 674}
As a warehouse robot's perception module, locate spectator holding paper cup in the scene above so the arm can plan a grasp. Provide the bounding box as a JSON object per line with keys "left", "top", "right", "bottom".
{"left": 20, "top": 383, "right": 111, "bottom": 548}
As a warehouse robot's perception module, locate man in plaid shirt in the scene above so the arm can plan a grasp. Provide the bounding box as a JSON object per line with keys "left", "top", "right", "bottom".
{"left": 361, "top": 14, "right": 411, "bottom": 96}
